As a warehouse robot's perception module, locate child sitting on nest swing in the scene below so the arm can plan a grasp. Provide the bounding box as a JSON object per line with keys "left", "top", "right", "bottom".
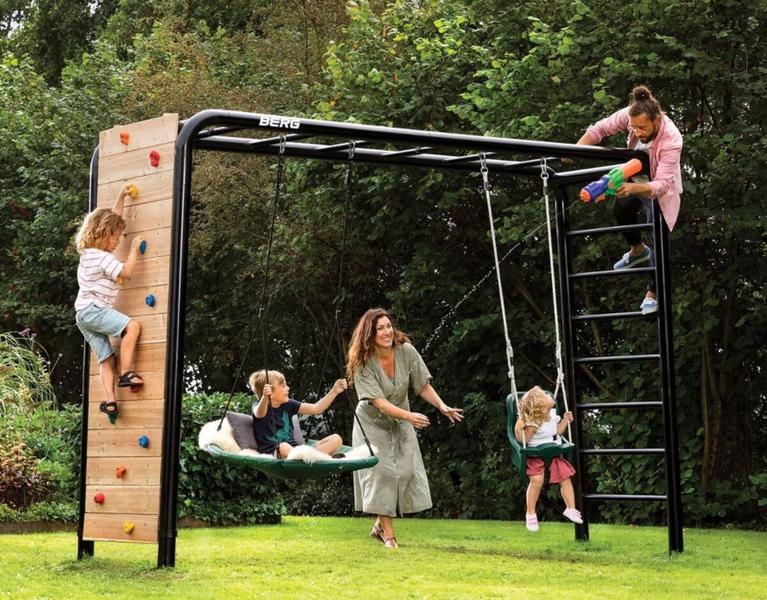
{"left": 249, "top": 369, "right": 345, "bottom": 458}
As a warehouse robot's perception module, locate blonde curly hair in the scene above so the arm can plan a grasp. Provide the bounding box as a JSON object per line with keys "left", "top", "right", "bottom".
{"left": 519, "top": 386, "right": 552, "bottom": 427}
{"left": 75, "top": 208, "right": 125, "bottom": 254}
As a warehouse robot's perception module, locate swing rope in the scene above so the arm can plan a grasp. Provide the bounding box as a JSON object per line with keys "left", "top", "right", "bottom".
{"left": 540, "top": 159, "right": 572, "bottom": 443}
{"left": 310, "top": 144, "right": 375, "bottom": 457}
{"left": 216, "top": 136, "right": 286, "bottom": 430}
{"left": 480, "top": 155, "right": 517, "bottom": 403}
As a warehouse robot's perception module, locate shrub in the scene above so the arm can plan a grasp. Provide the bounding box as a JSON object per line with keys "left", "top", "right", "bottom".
{"left": 0, "top": 443, "right": 55, "bottom": 510}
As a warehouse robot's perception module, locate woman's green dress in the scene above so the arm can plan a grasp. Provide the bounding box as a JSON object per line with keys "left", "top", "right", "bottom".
{"left": 352, "top": 342, "right": 433, "bottom": 516}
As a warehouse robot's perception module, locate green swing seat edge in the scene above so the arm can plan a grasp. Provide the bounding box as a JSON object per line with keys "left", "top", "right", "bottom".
{"left": 506, "top": 392, "right": 574, "bottom": 481}
{"left": 202, "top": 441, "right": 379, "bottom": 481}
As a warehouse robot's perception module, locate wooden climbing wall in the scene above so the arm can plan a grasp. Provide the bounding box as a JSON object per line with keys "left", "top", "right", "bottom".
{"left": 81, "top": 114, "right": 178, "bottom": 544}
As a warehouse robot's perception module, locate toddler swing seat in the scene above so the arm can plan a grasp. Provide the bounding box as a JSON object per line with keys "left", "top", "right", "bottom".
{"left": 505, "top": 392, "right": 574, "bottom": 482}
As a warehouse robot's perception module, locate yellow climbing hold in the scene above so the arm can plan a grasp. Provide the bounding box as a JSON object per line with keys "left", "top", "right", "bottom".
{"left": 123, "top": 521, "right": 135, "bottom": 534}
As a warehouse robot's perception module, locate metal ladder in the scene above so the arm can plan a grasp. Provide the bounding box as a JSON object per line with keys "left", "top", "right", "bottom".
{"left": 550, "top": 181, "right": 684, "bottom": 554}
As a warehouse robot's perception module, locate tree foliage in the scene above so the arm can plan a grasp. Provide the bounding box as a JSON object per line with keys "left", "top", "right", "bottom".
{"left": 0, "top": 0, "right": 764, "bottom": 525}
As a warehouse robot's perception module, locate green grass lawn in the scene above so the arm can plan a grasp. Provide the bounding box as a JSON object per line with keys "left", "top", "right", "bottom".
{"left": 1, "top": 517, "right": 765, "bottom": 599}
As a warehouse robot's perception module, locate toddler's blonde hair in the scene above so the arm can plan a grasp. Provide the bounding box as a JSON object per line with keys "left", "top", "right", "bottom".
{"left": 519, "top": 386, "right": 551, "bottom": 427}
{"left": 248, "top": 369, "right": 286, "bottom": 399}
{"left": 75, "top": 208, "right": 125, "bottom": 253}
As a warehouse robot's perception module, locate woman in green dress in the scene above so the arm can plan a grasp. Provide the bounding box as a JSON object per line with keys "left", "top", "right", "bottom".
{"left": 346, "top": 308, "right": 463, "bottom": 548}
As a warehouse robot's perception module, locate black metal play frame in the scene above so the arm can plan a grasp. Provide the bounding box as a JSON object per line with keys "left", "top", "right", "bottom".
{"left": 79, "top": 110, "right": 683, "bottom": 567}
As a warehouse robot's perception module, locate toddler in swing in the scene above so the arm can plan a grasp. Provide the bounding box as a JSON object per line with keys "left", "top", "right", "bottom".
{"left": 74, "top": 184, "right": 144, "bottom": 418}
{"left": 249, "top": 369, "right": 346, "bottom": 458}
{"left": 514, "top": 385, "right": 583, "bottom": 531}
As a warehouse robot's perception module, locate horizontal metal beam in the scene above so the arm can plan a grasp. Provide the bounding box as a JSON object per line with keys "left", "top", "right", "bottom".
{"left": 569, "top": 266, "right": 655, "bottom": 280}
{"left": 580, "top": 448, "right": 665, "bottom": 455}
{"left": 566, "top": 223, "right": 654, "bottom": 238}
{"left": 571, "top": 311, "right": 655, "bottom": 322}
{"left": 578, "top": 401, "right": 663, "bottom": 410}
{"left": 180, "top": 109, "right": 646, "bottom": 171}
{"left": 196, "top": 137, "right": 548, "bottom": 176}
{"left": 583, "top": 493, "right": 667, "bottom": 502}
{"left": 574, "top": 354, "right": 661, "bottom": 364}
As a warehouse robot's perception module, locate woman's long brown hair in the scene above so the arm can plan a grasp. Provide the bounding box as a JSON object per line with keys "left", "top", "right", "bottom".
{"left": 346, "top": 308, "right": 410, "bottom": 382}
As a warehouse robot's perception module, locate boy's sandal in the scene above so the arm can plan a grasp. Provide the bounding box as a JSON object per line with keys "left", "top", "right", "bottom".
{"left": 99, "top": 401, "right": 119, "bottom": 416}
{"left": 383, "top": 536, "right": 398, "bottom": 549}
{"left": 117, "top": 370, "right": 144, "bottom": 387}
{"left": 370, "top": 524, "right": 385, "bottom": 544}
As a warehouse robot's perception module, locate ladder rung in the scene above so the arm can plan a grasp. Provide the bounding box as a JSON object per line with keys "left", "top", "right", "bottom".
{"left": 580, "top": 448, "right": 665, "bottom": 455}
{"left": 570, "top": 267, "right": 655, "bottom": 280}
{"left": 583, "top": 493, "right": 667, "bottom": 502}
{"left": 574, "top": 354, "right": 661, "bottom": 364}
{"left": 572, "top": 311, "right": 654, "bottom": 322}
{"left": 578, "top": 402, "right": 664, "bottom": 410}
{"left": 566, "top": 223, "right": 653, "bottom": 238}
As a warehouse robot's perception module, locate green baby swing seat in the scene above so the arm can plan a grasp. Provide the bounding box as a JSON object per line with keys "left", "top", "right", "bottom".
{"left": 506, "top": 391, "right": 574, "bottom": 482}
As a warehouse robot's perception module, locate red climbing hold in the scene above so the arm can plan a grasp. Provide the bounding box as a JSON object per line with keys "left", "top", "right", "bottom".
{"left": 149, "top": 150, "right": 160, "bottom": 167}
{"left": 94, "top": 492, "right": 105, "bottom": 504}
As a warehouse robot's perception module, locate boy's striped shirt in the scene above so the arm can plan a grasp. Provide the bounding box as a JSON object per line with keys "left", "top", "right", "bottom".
{"left": 74, "top": 248, "right": 123, "bottom": 310}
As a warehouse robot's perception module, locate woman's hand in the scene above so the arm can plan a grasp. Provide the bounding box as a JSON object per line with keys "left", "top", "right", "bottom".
{"left": 408, "top": 412, "right": 430, "bottom": 429}
{"left": 332, "top": 378, "right": 348, "bottom": 395}
{"left": 439, "top": 404, "right": 464, "bottom": 424}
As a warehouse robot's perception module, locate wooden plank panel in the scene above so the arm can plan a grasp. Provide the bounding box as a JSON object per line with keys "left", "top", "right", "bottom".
{"left": 97, "top": 170, "right": 174, "bottom": 208}
{"left": 116, "top": 199, "right": 172, "bottom": 236}
{"left": 87, "top": 400, "right": 164, "bottom": 430}
{"left": 87, "top": 428, "right": 163, "bottom": 457}
{"left": 85, "top": 485, "right": 160, "bottom": 515}
{"left": 99, "top": 113, "right": 178, "bottom": 158}
{"left": 88, "top": 373, "right": 165, "bottom": 402}
{"left": 82, "top": 513, "right": 158, "bottom": 544}
{"left": 113, "top": 256, "right": 170, "bottom": 290}
{"left": 113, "top": 227, "right": 171, "bottom": 263}
{"left": 86, "top": 457, "right": 162, "bottom": 486}
{"left": 111, "top": 284, "right": 168, "bottom": 319}
{"left": 105, "top": 313, "right": 166, "bottom": 345}
{"left": 98, "top": 141, "right": 176, "bottom": 184}
{"left": 89, "top": 341, "right": 166, "bottom": 375}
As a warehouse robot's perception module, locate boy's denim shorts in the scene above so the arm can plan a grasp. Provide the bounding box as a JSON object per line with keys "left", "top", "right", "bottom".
{"left": 76, "top": 303, "right": 131, "bottom": 363}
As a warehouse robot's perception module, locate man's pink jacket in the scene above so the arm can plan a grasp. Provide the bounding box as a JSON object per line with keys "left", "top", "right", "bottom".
{"left": 586, "top": 107, "right": 683, "bottom": 230}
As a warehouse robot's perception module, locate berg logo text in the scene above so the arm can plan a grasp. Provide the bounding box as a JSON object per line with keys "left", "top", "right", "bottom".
{"left": 259, "top": 116, "right": 301, "bottom": 129}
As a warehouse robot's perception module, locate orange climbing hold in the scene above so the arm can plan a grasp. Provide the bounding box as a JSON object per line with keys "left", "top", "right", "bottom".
{"left": 149, "top": 150, "right": 160, "bottom": 167}
{"left": 120, "top": 132, "right": 130, "bottom": 145}
{"left": 123, "top": 521, "right": 135, "bottom": 534}
{"left": 115, "top": 465, "right": 127, "bottom": 479}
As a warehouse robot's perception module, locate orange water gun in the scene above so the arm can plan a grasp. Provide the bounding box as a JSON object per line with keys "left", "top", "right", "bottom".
{"left": 579, "top": 158, "right": 643, "bottom": 203}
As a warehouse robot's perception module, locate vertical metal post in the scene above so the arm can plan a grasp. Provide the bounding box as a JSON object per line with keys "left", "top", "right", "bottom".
{"left": 552, "top": 184, "right": 589, "bottom": 541}
{"left": 157, "top": 131, "right": 194, "bottom": 568}
{"left": 77, "top": 149, "right": 100, "bottom": 560}
{"left": 652, "top": 200, "right": 684, "bottom": 553}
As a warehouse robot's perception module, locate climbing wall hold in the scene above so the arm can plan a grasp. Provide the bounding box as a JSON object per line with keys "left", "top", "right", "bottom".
{"left": 115, "top": 465, "right": 127, "bottom": 479}
{"left": 138, "top": 435, "right": 150, "bottom": 448}
{"left": 127, "top": 184, "right": 139, "bottom": 199}
{"left": 93, "top": 492, "right": 105, "bottom": 504}
{"left": 149, "top": 150, "right": 160, "bottom": 167}
{"left": 123, "top": 521, "right": 135, "bottom": 534}
{"left": 145, "top": 294, "right": 155, "bottom": 308}
{"left": 108, "top": 413, "right": 117, "bottom": 425}
{"left": 139, "top": 240, "right": 147, "bottom": 254}
{"left": 120, "top": 132, "right": 130, "bottom": 145}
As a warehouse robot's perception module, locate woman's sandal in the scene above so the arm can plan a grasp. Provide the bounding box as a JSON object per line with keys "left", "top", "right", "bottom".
{"left": 99, "top": 401, "right": 119, "bottom": 416}
{"left": 383, "top": 536, "right": 399, "bottom": 549}
{"left": 370, "top": 523, "right": 385, "bottom": 544}
{"left": 117, "top": 370, "right": 144, "bottom": 388}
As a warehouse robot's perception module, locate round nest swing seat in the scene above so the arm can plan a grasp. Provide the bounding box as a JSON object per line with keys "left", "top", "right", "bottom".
{"left": 201, "top": 441, "right": 379, "bottom": 481}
